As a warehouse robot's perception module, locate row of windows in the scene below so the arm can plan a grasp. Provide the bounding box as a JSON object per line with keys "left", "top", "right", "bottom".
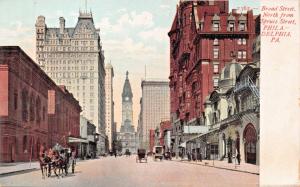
{"left": 213, "top": 48, "right": 247, "bottom": 60}
{"left": 49, "top": 72, "right": 95, "bottom": 78}
{"left": 212, "top": 38, "right": 247, "bottom": 46}
{"left": 211, "top": 21, "right": 247, "bottom": 32}
{"left": 57, "top": 78, "right": 95, "bottom": 84}
{"left": 20, "top": 89, "right": 46, "bottom": 124}
{"left": 43, "top": 53, "right": 97, "bottom": 58}
{"left": 46, "top": 65, "right": 94, "bottom": 71}
{"left": 38, "top": 46, "right": 96, "bottom": 52}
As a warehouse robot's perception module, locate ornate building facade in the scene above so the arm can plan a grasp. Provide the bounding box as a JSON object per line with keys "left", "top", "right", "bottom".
{"left": 35, "top": 12, "right": 106, "bottom": 140}
{"left": 117, "top": 72, "right": 136, "bottom": 153}
{"left": 168, "top": 0, "right": 256, "bottom": 157}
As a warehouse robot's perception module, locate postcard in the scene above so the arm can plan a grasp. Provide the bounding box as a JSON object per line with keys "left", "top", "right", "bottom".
{"left": 0, "top": 0, "right": 299, "bottom": 186}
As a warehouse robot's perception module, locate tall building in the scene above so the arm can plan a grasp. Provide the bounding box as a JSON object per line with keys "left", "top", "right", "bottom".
{"left": 117, "top": 72, "right": 136, "bottom": 153}
{"left": 105, "top": 62, "right": 115, "bottom": 151}
{"left": 35, "top": 11, "right": 106, "bottom": 137}
{"left": 168, "top": 1, "right": 256, "bottom": 156}
{"left": 139, "top": 80, "right": 170, "bottom": 150}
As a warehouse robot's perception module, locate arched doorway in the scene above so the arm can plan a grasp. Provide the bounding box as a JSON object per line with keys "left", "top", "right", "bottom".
{"left": 9, "top": 137, "right": 16, "bottom": 162}
{"left": 243, "top": 124, "right": 257, "bottom": 164}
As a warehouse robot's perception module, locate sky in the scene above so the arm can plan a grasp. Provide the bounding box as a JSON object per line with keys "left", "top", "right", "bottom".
{"left": 0, "top": 0, "right": 259, "bottom": 131}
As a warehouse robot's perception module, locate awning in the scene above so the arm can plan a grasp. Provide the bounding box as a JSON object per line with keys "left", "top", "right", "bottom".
{"left": 179, "top": 142, "right": 186, "bottom": 148}
{"left": 68, "top": 137, "right": 88, "bottom": 143}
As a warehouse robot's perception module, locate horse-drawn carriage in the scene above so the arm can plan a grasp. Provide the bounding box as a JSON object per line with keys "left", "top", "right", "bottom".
{"left": 153, "top": 146, "right": 163, "bottom": 161}
{"left": 39, "top": 144, "right": 76, "bottom": 178}
{"left": 136, "top": 149, "right": 147, "bottom": 163}
{"left": 125, "top": 149, "right": 131, "bottom": 156}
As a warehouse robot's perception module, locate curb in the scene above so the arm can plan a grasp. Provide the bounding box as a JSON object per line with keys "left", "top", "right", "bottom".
{"left": 171, "top": 159, "right": 259, "bottom": 175}
{"left": 0, "top": 168, "right": 38, "bottom": 177}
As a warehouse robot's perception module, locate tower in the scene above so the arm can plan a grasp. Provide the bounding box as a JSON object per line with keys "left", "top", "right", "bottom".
{"left": 35, "top": 16, "right": 46, "bottom": 67}
{"left": 121, "top": 71, "right": 133, "bottom": 126}
{"left": 117, "top": 71, "right": 136, "bottom": 153}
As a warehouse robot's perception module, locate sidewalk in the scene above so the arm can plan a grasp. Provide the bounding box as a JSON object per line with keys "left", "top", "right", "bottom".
{"left": 0, "top": 162, "right": 40, "bottom": 176}
{"left": 0, "top": 158, "right": 97, "bottom": 176}
{"left": 171, "top": 158, "right": 259, "bottom": 175}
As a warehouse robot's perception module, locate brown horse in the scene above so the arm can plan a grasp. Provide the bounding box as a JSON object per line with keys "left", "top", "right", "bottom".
{"left": 38, "top": 151, "right": 51, "bottom": 179}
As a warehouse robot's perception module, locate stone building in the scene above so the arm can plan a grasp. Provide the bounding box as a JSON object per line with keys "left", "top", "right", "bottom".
{"left": 0, "top": 46, "right": 81, "bottom": 162}
{"left": 117, "top": 72, "right": 136, "bottom": 154}
{"left": 168, "top": 0, "right": 257, "bottom": 158}
{"left": 184, "top": 59, "right": 260, "bottom": 165}
{"left": 105, "top": 62, "right": 115, "bottom": 151}
{"left": 35, "top": 12, "right": 106, "bottom": 149}
{"left": 138, "top": 80, "right": 170, "bottom": 150}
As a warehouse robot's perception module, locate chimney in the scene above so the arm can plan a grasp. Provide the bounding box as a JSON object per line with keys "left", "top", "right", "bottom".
{"left": 59, "top": 17, "right": 65, "bottom": 34}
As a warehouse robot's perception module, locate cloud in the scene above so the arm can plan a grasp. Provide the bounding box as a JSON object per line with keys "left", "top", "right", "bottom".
{"left": 0, "top": 21, "right": 35, "bottom": 58}
{"left": 103, "top": 37, "right": 156, "bottom": 61}
{"left": 117, "top": 8, "right": 127, "bottom": 13}
{"left": 138, "top": 27, "right": 169, "bottom": 43}
{"left": 118, "top": 11, "right": 154, "bottom": 28}
{"left": 97, "top": 11, "right": 154, "bottom": 35}
{"left": 160, "top": 4, "right": 171, "bottom": 9}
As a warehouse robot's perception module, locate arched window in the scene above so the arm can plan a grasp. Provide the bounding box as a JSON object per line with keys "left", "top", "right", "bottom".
{"left": 42, "top": 107, "right": 46, "bottom": 121}
{"left": 22, "top": 89, "right": 28, "bottom": 122}
{"left": 29, "top": 94, "right": 35, "bottom": 121}
{"left": 36, "top": 97, "right": 41, "bottom": 125}
{"left": 23, "top": 136, "right": 27, "bottom": 153}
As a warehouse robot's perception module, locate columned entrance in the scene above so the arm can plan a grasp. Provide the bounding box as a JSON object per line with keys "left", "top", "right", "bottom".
{"left": 243, "top": 123, "right": 257, "bottom": 164}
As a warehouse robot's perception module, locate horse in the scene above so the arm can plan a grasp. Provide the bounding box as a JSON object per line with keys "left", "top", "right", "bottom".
{"left": 50, "top": 150, "right": 70, "bottom": 178}
{"left": 38, "top": 153, "right": 48, "bottom": 179}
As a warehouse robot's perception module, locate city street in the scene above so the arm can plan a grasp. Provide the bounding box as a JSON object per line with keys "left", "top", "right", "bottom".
{"left": 0, "top": 156, "right": 258, "bottom": 187}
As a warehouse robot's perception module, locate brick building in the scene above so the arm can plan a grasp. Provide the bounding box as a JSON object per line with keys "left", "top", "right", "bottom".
{"left": 168, "top": 0, "right": 256, "bottom": 157}
{"left": 48, "top": 85, "right": 81, "bottom": 148}
{"left": 159, "top": 121, "right": 172, "bottom": 152}
{"left": 0, "top": 46, "right": 81, "bottom": 162}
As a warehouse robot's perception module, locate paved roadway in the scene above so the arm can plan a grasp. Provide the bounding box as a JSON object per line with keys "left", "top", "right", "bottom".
{"left": 0, "top": 156, "right": 258, "bottom": 187}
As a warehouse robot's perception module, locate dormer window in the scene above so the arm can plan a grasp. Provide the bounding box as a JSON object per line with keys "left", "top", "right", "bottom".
{"left": 212, "top": 14, "right": 220, "bottom": 32}
{"left": 227, "top": 14, "right": 235, "bottom": 32}
{"left": 228, "top": 22, "right": 235, "bottom": 31}
{"left": 212, "top": 22, "right": 220, "bottom": 31}
{"left": 239, "top": 22, "right": 246, "bottom": 31}
{"left": 238, "top": 15, "right": 247, "bottom": 31}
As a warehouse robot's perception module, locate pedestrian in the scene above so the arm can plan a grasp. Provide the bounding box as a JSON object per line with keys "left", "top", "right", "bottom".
{"left": 237, "top": 153, "right": 241, "bottom": 165}
{"left": 200, "top": 152, "right": 202, "bottom": 162}
{"left": 114, "top": 151, "right": 117, "bottom": 158}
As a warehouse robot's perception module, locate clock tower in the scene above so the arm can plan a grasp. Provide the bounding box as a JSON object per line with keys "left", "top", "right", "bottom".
{"left": 121, "top": 71, "right": 133, "bottom": 126}
{"left": 118, "top": 71, "right": 136, "bottom": 153}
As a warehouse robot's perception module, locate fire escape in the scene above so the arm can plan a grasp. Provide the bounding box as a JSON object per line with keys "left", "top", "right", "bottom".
{"left": 234, "top": 76, "right": 259, "bottom": 100}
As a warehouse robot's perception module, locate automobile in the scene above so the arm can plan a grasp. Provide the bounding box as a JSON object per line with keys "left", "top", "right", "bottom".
{"left": 153, "top": 146, "right": 163, "bottom": 161}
